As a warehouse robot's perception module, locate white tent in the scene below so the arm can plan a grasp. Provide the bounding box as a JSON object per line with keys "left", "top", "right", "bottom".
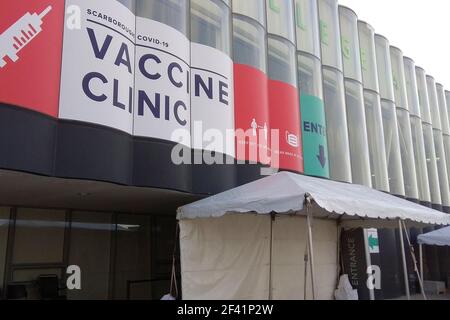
{"left": 418, "top": 227, "right": 450, "bottom": 246}
{"left": 177, "top": 172, "right": 450, "bottom": 300}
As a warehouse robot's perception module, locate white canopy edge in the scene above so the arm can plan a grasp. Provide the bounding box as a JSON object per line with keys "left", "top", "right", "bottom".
{"left": 417, "top": 226, "right": 450, "bottom": 246}
{"left": 177, "top": 172, "right": 450, "bottom": 228}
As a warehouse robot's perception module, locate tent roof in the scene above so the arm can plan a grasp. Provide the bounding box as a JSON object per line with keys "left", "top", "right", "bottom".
{"left": 417, "top": 226, "right": 450, "bottom": 246}
{"left": 177, "top": 172, "right": 450, "bottom": 227}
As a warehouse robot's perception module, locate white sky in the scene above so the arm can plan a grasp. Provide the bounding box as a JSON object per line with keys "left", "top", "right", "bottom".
{"left": 338, "top": 0, "right": 450, "bottom": 90}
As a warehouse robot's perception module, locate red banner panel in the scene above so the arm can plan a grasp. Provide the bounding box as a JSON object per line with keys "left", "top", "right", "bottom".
{"left": 269, "top": 79, "right": 303, "bottom": 173}
{"left": 0, "top": 0, "right": 64, "bottom": 117}
{"left": 234, "top": 63, "right": 270, "bottom": 164}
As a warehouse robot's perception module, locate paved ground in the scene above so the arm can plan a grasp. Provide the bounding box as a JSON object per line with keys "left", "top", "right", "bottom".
{"left": 392, "top": 294, "right": 450, "bottom": 300}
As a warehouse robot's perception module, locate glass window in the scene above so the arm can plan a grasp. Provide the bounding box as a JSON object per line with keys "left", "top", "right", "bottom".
{"left": 415, "top": 67, "right": 432, "bottom": 124}
{"left": 266, "top": 0, "right": 295, "bottom": 42}
{"left": 268, "top": 36, "right": 296, "bottom": 86}
{"left": 446, "top": 91, "right": 450, "bottom": 128}
{"left": 396, "top": 108, "right": 419, "bottom": 199}
{"left": 136, "top": 0, "right": 189, "bottom": 36}
{"left": 344, "top": 80, "right": 372, "bottom": 187}
{"left": 375, "top": 35, "right": 395, "bottom": 102}
{"left": 433, "top": 131, "right": 450, "bottom": 207}
{"left": 426, "top": 76, "right": 442, "bottom": 131}
{"left": 318, "top": 0, "right": 342, "bottom": 70}
{"left": 322, "top": 67, "right": 352, "bottom": 183}
{"left": 443, "top": 135, "right": 450, "bottom": 196}
{"left": 436, "top": 84, "right": 450, "bottom": 135}
{"left": 339, "top": 6, "right": 362, "bottom": 82}
{"left": 410, "top": 116, "right": 431, "bottom": 203}
{"left": 423, "top": 124, "right": 441, "bottom": 205}
{"left": 0, "top": 208, "right": 9, "bottom": 292}
{"left": 298, "top": 53, "right": 323, "bottom": 98}
{"left": 113, "top": 214, "right": 151, "bottom": 300}
{"left": 390, "top": 47, "right": 409, "bottom": 111}
{"left": 117, "top": 0, "right": 135, "bottom": 12}
{"left": 233, "top": 16, "right": 267, "bottom": 72}
{"left": 364, "top": 91, "right": 389, "bottom": 192}
{"left": 67, "top": 212, "right": 113, "bottom": 300}
{"left": 150, "top": 216, "right": 178, "bottom": 299}
{"left": 12, "top": 268, "right": 64, "bottom": 300}
{"left": 295, "top": 0, "right": 321, "bottom": 57}
{"left": 13, "top": 209, "right": 66, "bottom": 264}
{"left": 403, "top": 58, "right": 421, "bottom": 118}
{"left": 232, "top": 0, "right": 266, "bottom": 26}
{"left": 381, "top": 99, "right": 405, "bottom": 196}
{"left": 191, "top": 0, "right": 231, "bottom": 55}
{"left": 358, "top": 21, "right": 379, "bottom": 93}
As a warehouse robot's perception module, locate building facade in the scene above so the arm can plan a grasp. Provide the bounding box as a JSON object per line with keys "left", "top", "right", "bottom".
{"left": 0, "top": 0, "right": 449, "bottom": 300}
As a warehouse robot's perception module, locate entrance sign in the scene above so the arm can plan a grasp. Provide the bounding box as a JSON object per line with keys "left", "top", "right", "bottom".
{"left": 301, "top": 95, "right": 329, "bottom": 177}
{"left": 367, "top": 228, "right": 380, "bottom": 254}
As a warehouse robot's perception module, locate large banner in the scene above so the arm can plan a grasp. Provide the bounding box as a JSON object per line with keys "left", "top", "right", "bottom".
{"left": 134, "top": 17, "right": 191, "bottom": 146}
{"left": 269, "top": 80, "right": 303, "bottom": 173}
{"left": 58, "top": 0, "right": 233, "bottom": 153}
{"left": 234, "top": 64, "right": 270, "bottom": 164}
{"left": 191, "top": 43, "right": 235, "bottom": 158}
{"left": 59, "top": 0, "right": 135, "bottom": 133}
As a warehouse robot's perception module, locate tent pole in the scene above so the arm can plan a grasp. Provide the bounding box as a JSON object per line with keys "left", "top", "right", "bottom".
{"left": 398, "top": 219, "right": 410, "bottom": 300}
{"left": 305, "top": 195, "right": 316, "bottom": 300}
{"left": 269, "top": 214, "right": 274, "bottom": 301}
{"left": 336, "top": 224, "right": 342, "bottom": 291}
{"left": 304, "top": 238, "right": 308, "bottom": 300}
{"left": 419, "top": 244, "right": 423, "bottom": 282}
{"left": 401, "top": 221, "right": 427, "bottom": 300}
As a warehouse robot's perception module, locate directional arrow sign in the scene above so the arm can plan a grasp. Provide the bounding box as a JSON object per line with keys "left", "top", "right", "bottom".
{"left": 367, "top": 229, "right": 379, "bottom": 254}
{"left": 317, "top": 145, "right": 327, "bottom": 168}
{"left": 368, "top": 235, "right": 378, "bottom": 250}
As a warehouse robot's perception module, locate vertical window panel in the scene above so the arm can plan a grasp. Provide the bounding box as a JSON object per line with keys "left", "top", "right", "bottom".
{"left": 191, "top": 0, "right": 231, "bottom": 55}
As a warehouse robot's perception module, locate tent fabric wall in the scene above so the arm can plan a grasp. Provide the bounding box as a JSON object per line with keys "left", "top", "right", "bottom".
{"left": 272, "top": 216, "right": 338, "bottom": 300}
{"left": 179, "top": 214, "right": 338, "bottom": 300}
{"left": 179, "top": 214, "right": 271, "bottom": 300}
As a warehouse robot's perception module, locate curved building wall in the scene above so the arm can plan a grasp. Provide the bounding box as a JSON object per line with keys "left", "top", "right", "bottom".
{"left": 190, "top": 0, "right": 237, "bottom": 194}
{"left": 446, "top": 90, "right": 450, "bottom": 132}
{"left": 390, "top": 47, "right": 419, "bottom": 201}
{"left": 318, "top": 0, "right": 352, "bottom": 183}
{"left": 403, "top": 57, "right": 431, "bottom": 205}
{"left": 358, "top": 21, "right": 389, "bottom": 193}
{"left": 374, "top": 35, "right": 405, "bottom": 197}
{"left": 232, "top": 0, "right": 270, "bottom": 184}
{"left": 436, "top": 83, "right": 450, "bottom": 209}
{"left": 427, "top": 76, "right": 450, "bottom": 212}
{"left": 266, "top": 0, "right": 304, "bottom": 173}
{"left": 1, "top": 0, "right": 448, "bottom": 205}
{"left": 339, "top": 6, "right": 371, "bottom": 187}
{"left": 0, "top": 0, "right": 241, "bottom": 195}
{"left": 445, "top": 90, "right": 450, "bottom": 180}
{"left": 416, "top": 68, "right": 442, "bottom": 210}
{"left": 374, "top": 36, "right": 408, "bottom": 299}
{"left": 296, "top": 0, "right": 330, "bottom": 178}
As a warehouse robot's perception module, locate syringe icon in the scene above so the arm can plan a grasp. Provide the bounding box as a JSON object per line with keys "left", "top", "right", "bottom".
{"left": 0, "top": 6, "right": 52, "bottom": 68}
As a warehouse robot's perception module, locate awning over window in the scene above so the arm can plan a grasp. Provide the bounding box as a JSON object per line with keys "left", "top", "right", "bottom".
{"left": 177, "top": 172, "right": 450, "bottom": 227}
